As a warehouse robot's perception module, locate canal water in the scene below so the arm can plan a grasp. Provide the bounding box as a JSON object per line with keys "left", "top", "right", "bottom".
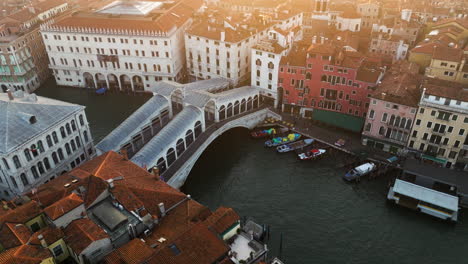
{"left": 36, "top": 80, "right": 467, "bottom": 264}
{"left": 183, "top": 128, "right": 468, "bottom": 264}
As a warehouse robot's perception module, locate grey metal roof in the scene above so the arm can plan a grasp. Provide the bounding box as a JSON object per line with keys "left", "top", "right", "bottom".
{"left": 147, "top": 81, "right": 184, "bottom": 97}
{"left": 184, "top": 91, "right": 213, "bottom": 108}
{"left": 184, "top": 78, "right": 230, "bottom": 92}
{"left": 214, "top": 86, "right": 259, "bottom": 106}
{"left": 96, "top": 95, "right": 169, "bottom": 153}
{"left": 131, "top": 106, "right": 202, "bottom": 167}
{"left": 0, "top": 93, "right": 83, "bottom": 154}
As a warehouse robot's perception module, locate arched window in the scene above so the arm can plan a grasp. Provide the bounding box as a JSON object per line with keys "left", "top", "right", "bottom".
{"left": 194, "top": 121, "right": 202, "bottom": 138}
{"left": 60, "top": 126, "right": 66, "bottom": 138}
{"left": 400, "top": 118, "right": 406, "bottom": 128}
{"left": 13, "top": 156, "right": 21, "bottom": 169}
{"left": 52, "top": 131, "right": 59, "bottom": 143}
{"left": 10, "top": 176, "right": 18, "bottom": 188}
{"left": 395, "top": 116, "right": 401, "bottom": 127}
{"left": 306, "top": 72, "right": 311, "bottom": 80}
{"left": 75, "top": 136, "right": 81, "bottom": 148}
{"left": 176, "top": 138, "right": 185, "bottom": 157}
{"left": 382, "top": 113, "right": 388, "bottom": 123}
{"left": 321, "top": 75, "right": 327, "bottom": 82}
{"left": 365, "top": 123, "right": 371, "bottom": 131}
{"left": 256, "top": 70, "right": 260, "bottom": 77}
{"left": 24, "top": 149, "right": 32, "bottom": 161}
{"left": 20, "top": 173, "right": 29, "bottom": 186}
{"left": 156, "top": 157, "right": 166, "bottom": 174}
{"left": 2, "top": 158, "right": 10, "bottom": 170}
{"left": 52, "top": 152, "right": 59, "bottom": 164}
{"left": 379, "top": 126, "right": 385, "bottom": 135}
{"left": 37, "top": 162, "right": 45, "bottom": 174}
{"left": 71, "top": 120, "right": 76, "bottom": 131}
{"left": 58, "top": 148, "right": 64, "bottom": 160}
{"left": 31, "top": 166, "right": 39, "bottom": 179}
{"left": 79, "top": 115, "right": 84, "bottom": 126}
{"left": 37, "top": 141, "right": 44, "bottom": 153}
{"left": 84, "top": 131, "right": 89, "bottom": 142}
{"left": 65, "top": 143, "right": 71, "bottom": 155}
{"left": 44, "top": 158, "right": 51, "bottom": 170}
{"left": 369, "top": 110, "right": 375, "bottom": 119}
{"left": 46, "top": 135, "right": 53, "bottom": 148}
{"left": 268, "top": 73, "right": 272, "bottom": 80}
{"left": 256, "top": 59, "right": 261, "bottom": 66}
{"left": 71, "top": 139, "right": 76, "bottom": 151}
{"left": 389, "top": 115, "right": 395, "bottom": 126}
{"left": 66, "top": 123, "right": 72, "bottom": 135}
{"left": 268, "top": 62, "right": 274, "bottom": 69}
{"left": 185, "top": 130, "right": 194, "bottom": 146}
{"left": 166, "top": 148, "right": 176, "bottom": 167}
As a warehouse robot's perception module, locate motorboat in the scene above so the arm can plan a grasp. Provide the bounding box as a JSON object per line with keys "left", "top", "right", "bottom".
{"left": 265, "top": 133, "right": 301, "bottom": 147}
{"left": 343, "top": 162, "right": 376, "bottom": 181}
{"left": 276, "top": 139, "right": 314, "bottom": 153}
{"left": 298, "top": 149, "right": 326, "bottom": 160}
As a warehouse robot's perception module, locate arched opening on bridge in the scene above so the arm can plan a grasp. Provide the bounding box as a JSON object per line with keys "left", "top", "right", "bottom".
{"left": 194, "top": 121, "right": 202, "bottom": 138}
{"left": 95, "top": 73, "right": 107, "bottom": 89}
{"left": 253, "top": 95, "right": 259, "bottom": 108}
{"left": 219, "top": 105, "right": 226, "bottom": 120}
{"left": 240, "top": 99, "right": 246, "bottom": 112}
{"left": 185, "top": 129, "right": 194, "bottom": 146}
{"left": 83, "top": 72, "right": 95, "bottom": 89}
{"left": 1, "top": 84, "right": 7, "bottom": 92}
{"left": 132, "top": 75, "right": 144, "bottom": 91}
{"left": 107, "top": 74, "right": 119, "bottom": 91}
{"left": 166, "top": 148, "right": 176, "bottom": 167}
{"left": 234, "top": 100, "right": 240, "bottom": 115}
{"left": 247, "top": 97, "right": 253, "bottom": 111}
{"left": 171, "top": 89, "right": 184, "bottom": 113}
{"left": 156, "top": 157, "right": 167, "bottom": 174}
{"left": 176, "top": 138, "right": 185, "bottom": 157}
{"left": 204, "top": 100, "right": 216, "bottom": 124}
{"left": 120, "top": 75, "right": 131, "bottom": 91}
{"left": 227, "top": 103, "right": 233, "bottom": 118}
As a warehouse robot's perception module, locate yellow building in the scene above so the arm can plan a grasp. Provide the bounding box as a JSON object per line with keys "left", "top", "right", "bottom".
{"left": 427, "top": 18, "right": 468, "bottom": 43}
{"left": 408, "top": 78, "right": 468, "bottom": 170}
{"left": 425, "top": 45, "right": 468, "bottom": 84}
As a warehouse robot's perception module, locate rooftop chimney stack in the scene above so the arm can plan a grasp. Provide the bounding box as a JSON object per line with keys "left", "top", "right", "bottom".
{"left": 158, "top": 202, "right": 166, "bottom": 217}
{"left": 151, "top": 167, "right": 160, "bottom": 180}
{"left": 108, "top": 179, "right": 114, "bottom": 189}
{"left": 6, "top": 89, "right": 13, "bottom": 101}
{"left": 38, "top": 234, "right": 47, "bottom": 248}
{"left": 120, "top": 149, "right": 128, "bottom": 160}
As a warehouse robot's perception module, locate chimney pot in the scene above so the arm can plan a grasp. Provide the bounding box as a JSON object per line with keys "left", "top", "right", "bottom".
{"left": 158, "top": 202, "right": 166, "bottom": 217}
{"left": 6, "top": 89, "right": 13, "bottom": 101}
{"left": 38, "top": 234, "right": 47, "bottom": 248}
{"left": 151, "top": 167, "right": 160, "bottom": 180}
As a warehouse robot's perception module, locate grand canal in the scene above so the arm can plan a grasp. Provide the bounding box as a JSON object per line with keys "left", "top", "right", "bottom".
{"left": 37, "top": 81, "right": 468, "bottom": 264}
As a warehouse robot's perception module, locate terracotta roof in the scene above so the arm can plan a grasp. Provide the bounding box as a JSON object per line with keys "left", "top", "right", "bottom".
{"left": 64, "top": 218, "right": 109, "bottom": 254}
{"left": 104, "top": 239, "right": 154, "bottom": 264}
{"left": 280, "top": 42, "right": 310, "bottom": 67}
{"left": 411, "top": 42, "right": 445, "bottom": 55}
{"left": 0, "top": 245, "right": 51, "bottom": 264}
{"left": 423, "top": 78, "right": 468, "bottom": 102}
{"left": 203, "top": 207, "right": 240, "bottom": 235}
{"left": 44, "top": 192, "right": 83, "bottom": 220}
{"left": 0, "top": 201, "right": 42, "bottom": 226}
{"left": 372, "top": 71, "right": 422, "bottom": 107}
{"left": 432, "top": 18, "right": 468, "bottom": 30}
{"left": 432, "top": 46, "right": 463, "bottom": 62}
{"left": 0, "top": 223, "right": 31, "bottom": 250}
{"left": 28, "top": 226, "right": 64, "bottom": 246}
{"left": 148, "top": 222, "right": 230, "bottom": 264}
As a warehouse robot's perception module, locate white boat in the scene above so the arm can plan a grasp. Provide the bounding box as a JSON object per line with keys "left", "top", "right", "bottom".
{"left": 343, "top": 162, "right": 376, "bottom": 181}
{"left": 298, "top": 149, "right": 326, "bottom": 160}
{"left": 276, "top": 139, "right": 314, "bottom": 153}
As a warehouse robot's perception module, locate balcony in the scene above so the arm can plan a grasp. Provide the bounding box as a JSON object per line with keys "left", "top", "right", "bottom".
{"left": 432, "top": 129, "right": 446, "bottom": 136}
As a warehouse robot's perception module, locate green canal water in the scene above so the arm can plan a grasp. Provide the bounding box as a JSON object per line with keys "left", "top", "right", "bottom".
{"left": 36, "top": 80, "right": 468, "bottom": 264}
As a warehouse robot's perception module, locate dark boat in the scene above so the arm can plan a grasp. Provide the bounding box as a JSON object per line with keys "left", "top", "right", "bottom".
{"left": 96, "top": 87, "right": 107, "bottom": 95}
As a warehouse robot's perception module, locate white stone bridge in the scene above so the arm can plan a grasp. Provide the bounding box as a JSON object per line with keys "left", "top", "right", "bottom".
{"left": 96, "top": 78, "right": 281, "bottom": 188}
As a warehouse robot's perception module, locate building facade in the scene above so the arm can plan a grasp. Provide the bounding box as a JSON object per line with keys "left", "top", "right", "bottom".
{"left": 0, "top": 91, "right": 95, "bottom": 200}
{"left": 0, "top": 0, "right": 69, "bottom": 93}
{"left": 408, "top": 79, "right": 468, "bottom": 170}
{"left": 357, "top": 2, "right": 380, "bottom": 29}
{"left": 424, "top": 45, "right": 468, "bottom": 84}
{"left": 41, "top": 0, "right": 202, "bottom": 91}
{"left": 369, "top": 33, "right": 409, "bottom": 61}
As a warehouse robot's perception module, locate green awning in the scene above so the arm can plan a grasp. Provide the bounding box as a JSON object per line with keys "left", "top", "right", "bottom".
{"left": 422, "top": 154, "right": 446, "bottom": 164}
{"left": 311, "top": 109, "right": 364, "bottom": 133}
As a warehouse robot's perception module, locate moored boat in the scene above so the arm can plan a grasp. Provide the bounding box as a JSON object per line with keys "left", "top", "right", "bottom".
{"left": 276, "top": 139, "right": 314, "bottom": 153}
{"left": 265, "top": 133, "right": 301, "bottom": 147}
{"left": 298, "top": 149, "right": 326, "bottom": 160}
{"left": 251, "top": 127, "right": 287, "bottom": 138}
{"left": 96, "top": 87, "right": 107, "bottom": 95}
{"left": 343, "top": 162, "right": 376, "bottom": 181}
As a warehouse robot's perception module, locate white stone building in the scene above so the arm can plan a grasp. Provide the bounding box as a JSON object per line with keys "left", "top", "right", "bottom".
{"left": 0, "top": 91, "right": 95, "bottom": 200}
{"left": 356, "top": 2, "right": 380, "bottom": 29}
{"left": 40, "top": 0, "right": 202, "bottom": 91}
{"left": 251, "top": 26, "right": 302, "bottom": 106}
{"left": 0, "top": 0, "right": 69, "bottom": 93}
{"left": 369, "top": 33, "right": 409, "bottom": 61}
{"left": 185, "top": 9, "right": 302, "bottom": 86}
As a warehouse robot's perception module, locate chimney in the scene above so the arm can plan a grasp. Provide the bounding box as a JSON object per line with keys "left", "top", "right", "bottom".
{"left": 158, "top": 202, "right": 166, "bottom": 217}
{"left": 151, "top": 167, "right": 160, "bottom": 180}
{"left": 220, "top": 31, "right": 225, "bottom": 42}
{"left": 107, "top": 179, "right": 114, "bottom": 189}
{"left": 38, "top": 234, "right": 47, "bottom": 248}
{"left": 120, "top": 149, "right": 128, "bottom": 160}
{"left": 28, "top": 6, "right": 35, "bottom": 14}
{"left": 6, "top": 89, "right": 13, "bottom": 101}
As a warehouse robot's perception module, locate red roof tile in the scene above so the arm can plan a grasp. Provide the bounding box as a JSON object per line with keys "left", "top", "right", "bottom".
{"left": 0, "top": 245, "right": 51, "bottom": 264}
{"left": 44, "top": 192, "right": 83, "bottom": 220}
{"left": 29, "top": 226, "right": 64, "bottom": 246}
{"left": 0, "top": 223, "right": 31, "bottom": 250}
{"left": 203, "top": 207, "right": 240, "bottom": 235}
{"left": 64, "top": 218, "right": 109, "bottom": 254}
{"left": 104, "top": 239, "right": 154, "bottom": 264}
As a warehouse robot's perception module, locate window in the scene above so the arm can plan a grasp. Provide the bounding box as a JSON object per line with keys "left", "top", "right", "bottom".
{"left": 13, "top": 156, "right": 21, "bottom": 169}
{"left": 10, "top": 176, "right": 18, "bottom": 188}
{"left": 84, "top": 131, "right": 89, "bottom": 142}
{"left": 46, "top": 135, "right": 53, "bottom": 148}
{"left": 65, "top": 143, "right": 71, "bottom": 155}
{"left": 52, "top": 152, "right": 59, "bottom": 164}
{"left": 20, "top": 173, "right": 29, "bottom": 186}
{"left": 379, "top": 126, "right": 385, "bottom": 135}
{"left": 58, "top": 148, "right": 64, "bottom": 160}
{"left": 460, "top": 129, "right": 465, "bottom": 136}
{"left": 52, "top": 245, "right": 64, "bottom": 257}
{"left": 24, "top": 149, "right": 32, "bottom": 161}
{"left": 31, "top": 166, "right": 39, "bottom": 178}
{"left": 71, "top": 120, "right": 77, "bottom": 131}
{"left": 416, "top": 119, "right": 421, "bottom": 126}
{"left": 44, "top": 158, "right": 51, "bottom": 170}
{"left": 427, "top": 122, "right": 432, "bottom": 128}
{"left": 52, "top": 132, "right": 59, "bottom": 143}
{"left": 37, "top": 162, "right": 45, "bottom": 174}
{"left": 448, "top": 151, "right": 457, "bottom": 159}
{"left": 369, "top": 110, "right": 375, "bottom": 119}
{"left": 60, "top": 127, "right": 66, "bottom": 138}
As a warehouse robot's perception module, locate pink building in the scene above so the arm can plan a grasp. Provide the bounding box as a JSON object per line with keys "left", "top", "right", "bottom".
{"left": 362, "top": 62, "right": 422, "bottom": 153}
